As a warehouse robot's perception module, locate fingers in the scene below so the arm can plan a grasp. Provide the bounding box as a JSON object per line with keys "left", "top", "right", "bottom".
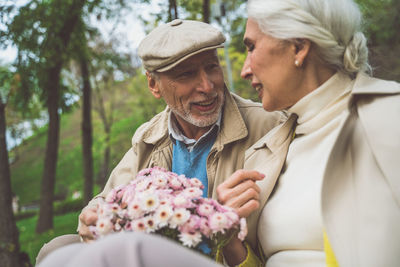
{"left": 237, "top": 199, "right": 260, "bottom": 218}
{"left": 78, "top": 208, "right": 98, "bottom": 242}
{"left": 79, "top": 225, "right": 95, "bottom": 243}
{"left": 223, "top": 170, "right": 265, "bottom": 189}
{"left": 219, "top": 180, "right": 260, "bottom": 205}
{"left": 217, "top": 169, "right": 265, "bottom": 218}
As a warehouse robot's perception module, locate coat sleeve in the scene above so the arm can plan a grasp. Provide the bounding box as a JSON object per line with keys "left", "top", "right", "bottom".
{"left": 77, "top": 147, "right": 140, "bottom": 231}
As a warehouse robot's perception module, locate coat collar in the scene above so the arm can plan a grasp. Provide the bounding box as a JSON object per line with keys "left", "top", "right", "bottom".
{"left": 249, "top": 112, "right": 297, "bottom": 154}
{"left": 137, "top": 86, "right": 249, "bottom": 148}
{"left": 351, "top": 72, "right": 400, "bottom": 95}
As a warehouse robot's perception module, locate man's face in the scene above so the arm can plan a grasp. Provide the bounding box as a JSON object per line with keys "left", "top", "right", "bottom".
{"left": 148, "top": 50, "right": 225, "bottom": 136}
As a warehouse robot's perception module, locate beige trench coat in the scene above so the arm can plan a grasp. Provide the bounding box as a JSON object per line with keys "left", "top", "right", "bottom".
{"left": 244, "top": 73, "right": 400, "bottom": 267}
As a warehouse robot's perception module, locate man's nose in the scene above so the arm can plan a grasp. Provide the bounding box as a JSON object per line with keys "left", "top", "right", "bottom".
{"left": 197, "top": 70, "right": 214, "bottom": 93}
{"left": 241, "top": 55, "right": 252, "bottom": 80}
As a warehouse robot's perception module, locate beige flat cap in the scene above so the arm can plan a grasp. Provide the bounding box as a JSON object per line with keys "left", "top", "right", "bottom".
{"left": 138, "top": 19, "right": 225, "bottom": 72}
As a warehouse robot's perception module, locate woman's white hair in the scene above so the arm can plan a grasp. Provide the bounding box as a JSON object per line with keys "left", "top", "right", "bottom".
{"left": 247, "top": 0, "right": 371, "bottom": 76}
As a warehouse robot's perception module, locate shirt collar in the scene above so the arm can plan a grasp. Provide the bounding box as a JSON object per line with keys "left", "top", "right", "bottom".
{"left": 168, "top": 111, "right": 221, "bottom": 151}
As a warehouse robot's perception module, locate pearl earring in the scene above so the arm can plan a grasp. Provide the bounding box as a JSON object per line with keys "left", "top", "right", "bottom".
{"left": 295, "top": 60, "right": 300, "bottom": 67}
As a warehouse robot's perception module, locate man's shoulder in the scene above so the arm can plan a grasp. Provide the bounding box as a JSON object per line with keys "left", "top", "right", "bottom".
{"left": 230, "top": 92, "right": 285, "bottom": 124}
{"left": 131, "top": 108, "right": 169, "bottom": 145}
{"left": 231, "top": 92, "right": 262, "bottom": 108}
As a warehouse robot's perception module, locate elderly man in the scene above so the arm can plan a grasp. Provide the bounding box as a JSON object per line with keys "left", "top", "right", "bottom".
{"left": 36, "top": 19, "right": 282, "bottom": 265}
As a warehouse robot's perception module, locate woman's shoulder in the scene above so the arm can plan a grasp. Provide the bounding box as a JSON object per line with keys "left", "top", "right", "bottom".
{"left": 352, "top": 73, "right": 400, "bottom": 96}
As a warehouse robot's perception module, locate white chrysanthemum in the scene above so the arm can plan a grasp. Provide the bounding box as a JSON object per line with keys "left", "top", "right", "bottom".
{"left": 144, "top": 216, "right": 157, "bottom": 233}
{"left": 224, "top": 211, "right": 239, "bottom": 228}
{"left": 140, "top": 191, "right": 160, "bottom": 212}
{"left": 238, "top": 218, "right": 248, "bottom": 241}
{"left": 172, "top": 195, "right": 189, "bottom": 207}
{"left": 199, "top": 217, "right": 211, "bottom": 237}
{"left": 132, "top": 219, "right": 147, "bottom": 232}
{"left": 179, "top": 175, "right": 192, "bottom": 188}
{"left": 127, "top": 200, "right": 143, "bottom": 219}
{"left": 209, "top": 212, "right": 229, "bottom": 233}
{"left": 121, "top": 186, "right": 136, "bottom": 204}
{"left": 135, "top": 179, "right": 150, "bottom": 192}
{"left": 110, "top": 203, "right": 121, "bottom": 214}
{"left": 154, "top": 205, "right": 173, "bottom": 227}
{"left": 105, "top": 189, "right": 117, "bottom": 203}
{"left": 169, "top": 177, "right": 182, "bottom": 190}
{"left": 182, "top": 187, "right": 203, "bottom": 198}
{"left": 153, "top": 174, "right": 168, "bottom": 188}
{"left": 178, "top": 231, "right": 202, "bottom": 247}
{"left": 189, "top": 178, "right": 203, "bottom": 188}
{"left": 197, "top": 203, "right": 214, "bottom": 217}
{"left": 96, "top": 218, "right": 113, "bottom": 235}
{"left": 170, "top": 208, "right": 190, "bottom": 228}
{"left": 98, "top": 205, "right": 113, "bottom": 218}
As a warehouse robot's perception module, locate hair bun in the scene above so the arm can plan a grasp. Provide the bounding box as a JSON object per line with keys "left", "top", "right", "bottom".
{"left": 343, "top": 32, "right": 369, "bottom": 74}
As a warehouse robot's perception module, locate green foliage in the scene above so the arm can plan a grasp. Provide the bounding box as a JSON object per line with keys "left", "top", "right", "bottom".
{"left": 355, "top": 0, "right": 400, "bottom": 81}
{"left": 0, "top": 65, "right": 15, "bottom": 104}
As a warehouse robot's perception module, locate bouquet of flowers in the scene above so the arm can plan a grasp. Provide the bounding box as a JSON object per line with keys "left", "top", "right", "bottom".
{"left": 90, "top": 166, "right": 247, "bottom": 259}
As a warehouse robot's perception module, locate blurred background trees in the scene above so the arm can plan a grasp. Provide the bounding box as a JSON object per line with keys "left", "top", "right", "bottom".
{"left": 0, "top": 0, "right": 399, "bottom": 265}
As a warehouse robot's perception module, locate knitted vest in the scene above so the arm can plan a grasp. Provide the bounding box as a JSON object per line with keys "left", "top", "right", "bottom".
{"left": 172, "top": 131, "right": 217, "bottom": 197}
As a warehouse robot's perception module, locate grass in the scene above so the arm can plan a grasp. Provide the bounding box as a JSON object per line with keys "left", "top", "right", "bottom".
{"left": 17, "top": 211, "right": 80, "bottom": 265}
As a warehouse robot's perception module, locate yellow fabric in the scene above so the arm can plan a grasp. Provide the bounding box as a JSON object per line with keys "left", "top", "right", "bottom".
{"left": 237, "top": 242, "right": 264, "bottom": 267}
{"left": 215, "top": 241, "right": 263, "bottom": 267}
{"left": 324, "top": 232, "right": 339, "bottom": 267}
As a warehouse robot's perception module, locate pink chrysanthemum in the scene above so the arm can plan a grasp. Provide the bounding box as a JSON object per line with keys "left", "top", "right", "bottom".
{"left": 197, "top": 203, "right": 214, "bottom": 217}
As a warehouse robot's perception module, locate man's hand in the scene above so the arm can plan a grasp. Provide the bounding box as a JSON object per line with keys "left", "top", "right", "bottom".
{"left": 78, "top": 207, "right": 98, "bottom": 242}
{"left": 217, "top": 169, "right": 265, "bottom": 218}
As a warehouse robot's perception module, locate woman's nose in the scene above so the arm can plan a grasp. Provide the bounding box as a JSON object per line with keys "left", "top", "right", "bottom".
{"left": 241, "top": 55, "right": 252, "bottom": 80}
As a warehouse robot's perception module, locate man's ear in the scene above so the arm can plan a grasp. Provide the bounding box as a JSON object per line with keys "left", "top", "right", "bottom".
{"left": 292, "top": 39, "right": 311, "bottom": 67}
{"left": 146, "top": 71, "right": 162, "bottom": 99}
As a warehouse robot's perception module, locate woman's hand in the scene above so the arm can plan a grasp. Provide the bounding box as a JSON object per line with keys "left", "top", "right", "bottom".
{"left": 217, "top": 169, "right": 265, "bottom": 218}
{"left": 217, "top": 170, "right": 265, "bottom": 266}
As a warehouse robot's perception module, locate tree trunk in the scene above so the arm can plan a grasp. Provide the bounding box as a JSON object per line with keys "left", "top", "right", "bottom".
{"left": 36, "top": 0, "right": 86, "bottom": 233}
{"left": 36, "top": 66, "right": 61, "bottom": 233}
{"left": 202, "top": 0, "right": 210, "bottom": 23}
{"left": 80, "top": 57, "right": 93, "bottom": 205}
{"left": 0, "top": 103, "right": 21, "bottom": 267}
{"left": 168, "top": 0, "right": 178, "bottom": 21}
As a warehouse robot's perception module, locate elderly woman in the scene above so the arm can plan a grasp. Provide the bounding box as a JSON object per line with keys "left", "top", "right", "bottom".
{"left": 218, "top": 0, "right": 400, "bottom": 266}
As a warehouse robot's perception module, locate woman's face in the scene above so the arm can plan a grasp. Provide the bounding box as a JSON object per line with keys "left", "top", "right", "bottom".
{"left": 241, "top": 19, "right": 302, "bottom": 111}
